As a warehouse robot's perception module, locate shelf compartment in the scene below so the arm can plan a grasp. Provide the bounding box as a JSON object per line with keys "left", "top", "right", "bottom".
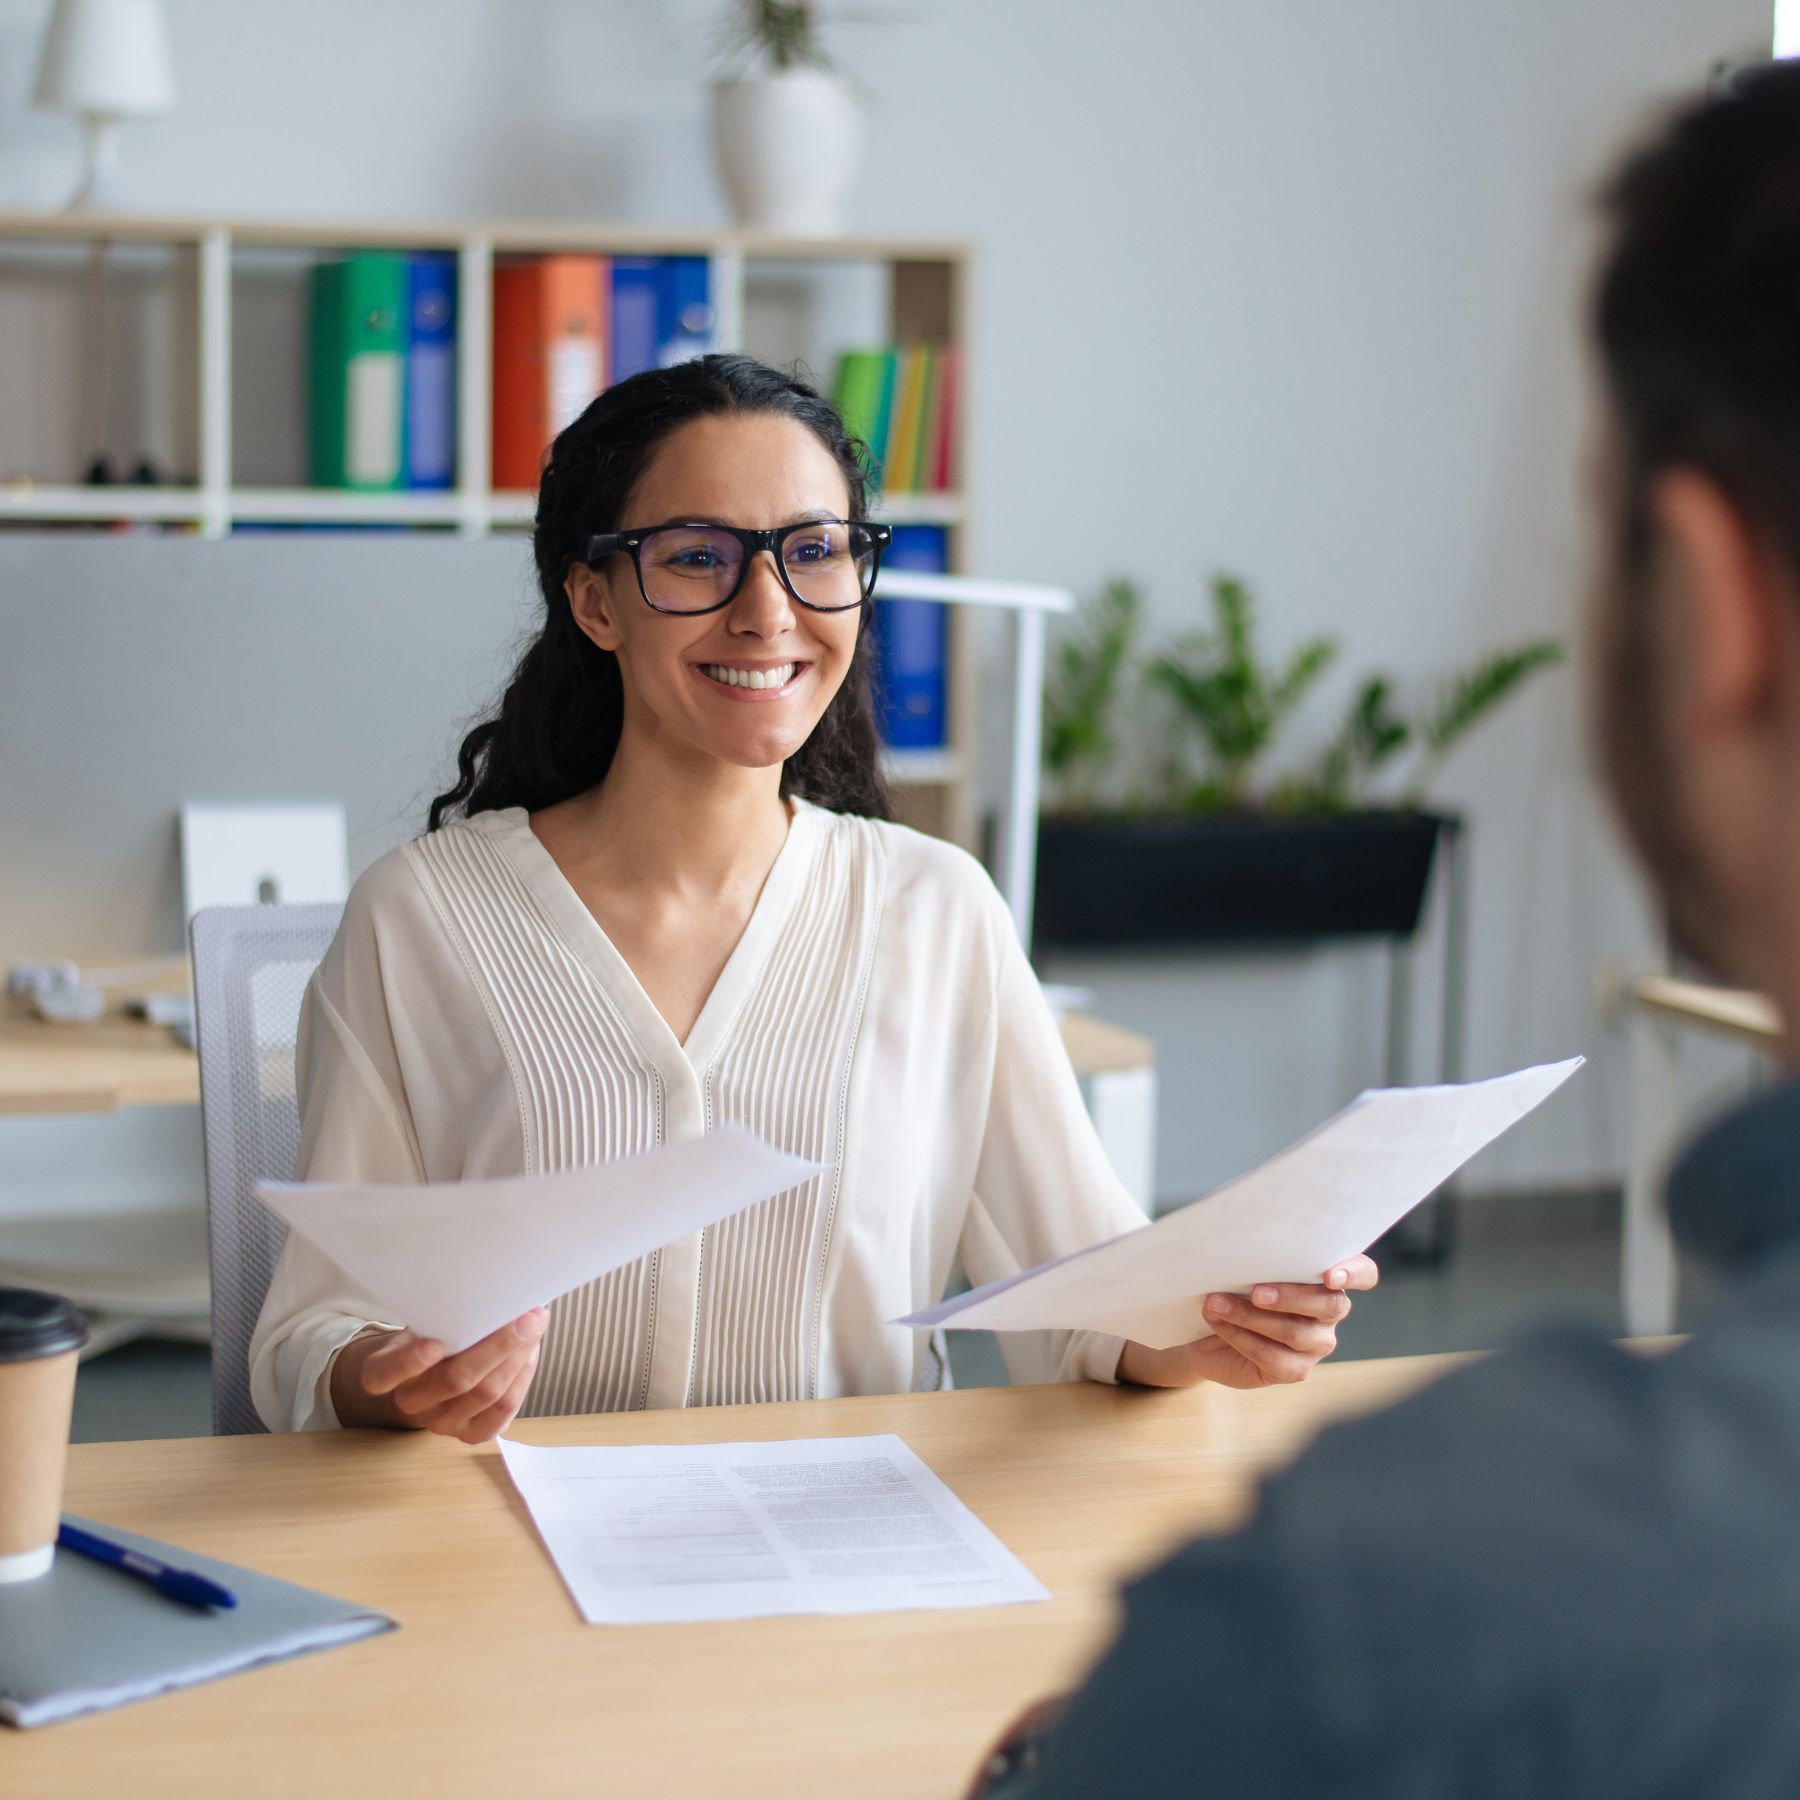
{"left": 881, "top": 747, "right": 963, "bottom": 786}
{"left": 0, "top": 237, "right": 200, "bottom": 494}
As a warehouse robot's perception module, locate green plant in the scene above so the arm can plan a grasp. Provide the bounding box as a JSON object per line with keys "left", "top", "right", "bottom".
{"left": 1291, "top": 676, "right": 1413, "bottom": 810}
{"left": 1043, "top": 570, "right": 1565, "bottom": 818}
{"left": 1401, "top": 641, "right": 1566, "bottom": 802}
{"left": 725, "top": 2, "right": 833, "bottom": 71}
{"left": 1043, "top": 576, "right": 1143, "bottom": 811}
{"left": 1146, "top": 574, "right": 1337, "bottom": 810}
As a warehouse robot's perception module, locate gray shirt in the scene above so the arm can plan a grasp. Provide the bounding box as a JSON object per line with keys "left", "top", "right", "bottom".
{"left": 1016, "top": 1080, "right": 1800, "bottom": 1799}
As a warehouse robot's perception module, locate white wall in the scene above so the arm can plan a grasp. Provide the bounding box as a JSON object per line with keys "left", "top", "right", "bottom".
{"left": 0, "top": 0, "right": 1773, "bottom": 1200}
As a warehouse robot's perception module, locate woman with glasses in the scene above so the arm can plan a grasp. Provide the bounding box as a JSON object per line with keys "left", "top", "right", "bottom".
{"left": 250, "top": 355, "right": 1374, "bottom": 1440}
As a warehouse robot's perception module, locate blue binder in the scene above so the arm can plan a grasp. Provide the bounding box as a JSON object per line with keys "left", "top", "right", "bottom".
{"left": 657, "top": 257, "right": 715, "bottom": 367}
{"left": 611, "top": 258, "right": 662, "bottom": 384}
{"left": 405, "top": 254, "right": 456, "bottom": 489}
{"left": 871, "top": 524, "right": 949, "bottom": 749}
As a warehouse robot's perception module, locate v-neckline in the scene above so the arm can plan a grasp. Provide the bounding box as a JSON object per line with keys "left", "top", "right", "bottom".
{"left": 488, "top": 799, "right": 822, "bottom": 1079}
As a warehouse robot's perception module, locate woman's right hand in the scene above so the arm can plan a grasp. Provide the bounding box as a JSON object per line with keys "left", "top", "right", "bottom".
{"left": 329, "top": 1308, "right": 549, "bottom": 1442}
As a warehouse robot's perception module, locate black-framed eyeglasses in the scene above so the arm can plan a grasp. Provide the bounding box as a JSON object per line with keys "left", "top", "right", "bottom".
{"left": 584, "top": 519, "right": 892, "bottom": 616}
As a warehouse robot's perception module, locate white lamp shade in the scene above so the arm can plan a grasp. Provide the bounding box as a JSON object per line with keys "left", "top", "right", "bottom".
{"left": 33, "top": 0, "right": 175, "bottom": 119}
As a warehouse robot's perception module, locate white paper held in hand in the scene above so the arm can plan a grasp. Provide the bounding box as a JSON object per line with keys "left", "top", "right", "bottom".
{"left": 256, "top": 1125, "right": 826, "bottom": 1352}
{"left": 896, "top": 1058, "right": 1584, "bottom": 1350}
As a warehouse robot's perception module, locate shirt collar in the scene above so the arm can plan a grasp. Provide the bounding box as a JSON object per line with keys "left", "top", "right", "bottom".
{"left": 1667, "top": 1077, "right": 1800, "bottom": 1269}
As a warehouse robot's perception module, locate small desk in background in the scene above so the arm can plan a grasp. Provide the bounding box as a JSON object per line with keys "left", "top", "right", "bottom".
{"left": 7, "top": 1355, "right": 1454, "bottom": 1799}
{"left": 1057, "top": 1011, "right": 1158, "bottom": 1211}
{"left": 1626, "top": 974, "right": 1783, "bottom": 1335}
{"left": 0, "top": 958, "right": 195, "bottom": 1116}
{"left": 0, "top": 965, "right": 1151, "bottom": 1109}
{"left": 0, "top": 961, "right": 209, "bottom": 1348}
{"left": 0, "top": 974, "right": 1157, "bottom": 1204}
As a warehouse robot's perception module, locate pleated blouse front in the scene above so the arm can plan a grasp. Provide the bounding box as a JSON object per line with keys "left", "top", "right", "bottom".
{"left": 249, "top": 801, "right": 1145, "bottom": 1431}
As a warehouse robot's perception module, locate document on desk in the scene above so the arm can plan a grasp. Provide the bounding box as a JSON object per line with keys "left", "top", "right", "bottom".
{"left": 497, "top": 1434, "right": 1049, "bottom": 1625}
{"left": 899, "top": 1058, "right": 1584, "bottom": 1349}
{"left": 256, "top": 1126, "right": 824, "bottom": 1352}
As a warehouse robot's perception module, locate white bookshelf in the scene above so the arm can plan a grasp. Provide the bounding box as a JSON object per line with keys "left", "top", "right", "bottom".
{"left": 0, "top": 209, "right": 979, "bottom": 845}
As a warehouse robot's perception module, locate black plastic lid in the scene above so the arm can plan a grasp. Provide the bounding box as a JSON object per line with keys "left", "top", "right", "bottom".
{"left": 0, "top": 1288, "right": 89, "bottom": 1361}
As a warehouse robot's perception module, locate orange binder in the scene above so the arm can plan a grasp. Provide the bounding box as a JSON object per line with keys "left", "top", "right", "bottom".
{"left": 491, "top": 256, "right": 609, "bottom": 490}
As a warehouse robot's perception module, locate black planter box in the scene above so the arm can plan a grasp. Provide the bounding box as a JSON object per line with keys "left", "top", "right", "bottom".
{"left": 1034, "top": 810, "right": 1456, "bottom": 950}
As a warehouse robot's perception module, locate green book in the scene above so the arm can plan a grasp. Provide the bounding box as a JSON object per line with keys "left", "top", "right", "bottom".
{"left": 834, "top": 350, "right": 886, "bottom": 470}
{"left": 834, "top": 349, "right": 902, "bottom": 494}
{"left": 868, "top": 351, "right": 898, "bottom": 492}
{"left": 309, "top": 254, "right": 408, "bottom": 490}
{"left": 910, "top": 348, "right": 939, "bottom": 494}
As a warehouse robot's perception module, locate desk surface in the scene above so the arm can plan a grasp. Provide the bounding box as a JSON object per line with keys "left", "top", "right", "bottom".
{"left": 0, "top": 959, "right": 194, "bottom": 1116}
{"left": 9, "top": 1356, "right": 1451, "bottom": 1798}
{"left": 0, "top": 974, "right": 1152, "bottom": 1117}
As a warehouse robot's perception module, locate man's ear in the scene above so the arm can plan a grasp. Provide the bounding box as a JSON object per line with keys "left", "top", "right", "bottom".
{"left": 1651, "top": 469, "right": 1782, "bottom": 731}
{"left": 566, "top": 562, "right": 625, "bottom": 654}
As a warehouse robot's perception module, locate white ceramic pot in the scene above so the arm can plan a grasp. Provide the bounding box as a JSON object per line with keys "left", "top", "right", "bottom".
{"left": 709, "top": 68, "right": 864, "bottom": 236}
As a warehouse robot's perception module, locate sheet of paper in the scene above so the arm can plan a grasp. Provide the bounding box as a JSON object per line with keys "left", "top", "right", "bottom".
{"left": 498, "top": 1433, "right": 1049, "bottom": 1625}
{"left": 898, "top": 1057, "right": 1583, "bottom": 1349}
{"left": 256, "top": 1126, "right": 824, "bottom": 1352}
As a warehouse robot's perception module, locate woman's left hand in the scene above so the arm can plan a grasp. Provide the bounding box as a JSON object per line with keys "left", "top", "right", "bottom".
{"left": 1116, "top": 1253, "right": 1379, "bottom": 1390}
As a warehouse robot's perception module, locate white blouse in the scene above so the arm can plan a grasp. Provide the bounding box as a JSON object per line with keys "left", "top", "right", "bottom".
{"left": 250, "top": 800, "right": 1145, "bottom": 1431}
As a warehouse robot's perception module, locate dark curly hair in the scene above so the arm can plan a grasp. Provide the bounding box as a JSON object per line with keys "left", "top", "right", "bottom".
{"left": 428, "top": 354, "right": 893, "bottom": 831}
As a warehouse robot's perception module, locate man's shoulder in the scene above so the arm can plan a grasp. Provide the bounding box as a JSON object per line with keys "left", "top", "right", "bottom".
{"left": 1064, "top": 1314, "right": 1800, "bottom": 1795}
{"left": 1166, "top": 1312, "right": 1800, "bottom": 1710}
{"left": 1253, "top": 1322, "right": 1792, "bottom": 1592}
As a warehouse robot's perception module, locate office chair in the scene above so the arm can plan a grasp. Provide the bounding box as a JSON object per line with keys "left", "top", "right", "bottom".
{"left": 189, "top": 902, "right": 343, "bottom": 1435}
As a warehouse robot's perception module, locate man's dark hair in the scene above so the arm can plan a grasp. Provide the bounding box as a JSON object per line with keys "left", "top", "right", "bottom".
{"left": 1595, "top": 60, "right": 1800, "bottom": 578}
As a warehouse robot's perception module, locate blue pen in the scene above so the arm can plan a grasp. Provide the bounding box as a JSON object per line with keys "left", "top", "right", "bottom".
{"left": 57, "top": 1522, "right": 238, "bottom": 1611}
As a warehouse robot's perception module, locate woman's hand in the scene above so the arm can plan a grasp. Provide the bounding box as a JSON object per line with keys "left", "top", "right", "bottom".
{"left": 1117, "top": 1254, "right": 1379, "bottom": 1391}
{"left": 329, "top": 1307, "right": 549, "bottom": 1441}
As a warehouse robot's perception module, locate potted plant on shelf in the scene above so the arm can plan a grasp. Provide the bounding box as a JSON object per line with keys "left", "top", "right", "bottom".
{"left": 710, "top": 2, "right": 865, "bottom": 235}
{"left": 1034, "top": 572, "right": 1562, "bottom": 950}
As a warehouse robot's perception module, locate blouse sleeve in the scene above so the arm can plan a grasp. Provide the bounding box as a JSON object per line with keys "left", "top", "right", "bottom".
{"left": 247, "top": 927, "right": 422, "bottom": 1432}
{"left": 959, "top": 885, "right": 1151, "bottom": 1387}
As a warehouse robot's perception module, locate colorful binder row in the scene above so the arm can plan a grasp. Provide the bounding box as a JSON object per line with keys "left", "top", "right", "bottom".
{"left": 308, "top": 253, "right": 715, "bottom": 493}
{"left": 492, "top": 254, "right": 714, "bottom": 489}
{"left": 309, "top": 253, "right": 454, "bottom": 492}
{"left": 833, "top": 347, "right": 959, "bottom": 495}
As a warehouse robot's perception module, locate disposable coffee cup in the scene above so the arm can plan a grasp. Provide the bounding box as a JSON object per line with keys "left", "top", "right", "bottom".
{"left": 0, "top": 1288, "right": 88, "bottom": 1582}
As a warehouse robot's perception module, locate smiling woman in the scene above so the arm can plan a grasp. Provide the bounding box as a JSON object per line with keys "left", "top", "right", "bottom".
{"left": 246, "top": 354, "right": 1374, "bottom": 1443}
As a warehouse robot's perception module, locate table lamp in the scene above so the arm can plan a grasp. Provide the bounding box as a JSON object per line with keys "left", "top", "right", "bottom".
{"left": 32, "top": 0, "right": 176, "bottom": 210}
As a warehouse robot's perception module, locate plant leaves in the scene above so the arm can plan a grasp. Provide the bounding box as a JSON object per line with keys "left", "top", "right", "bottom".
{"left": 1043, "top": 577, "right": 1143, "bottom": 802}
{"left": 1419, "top": 640, "right": 1565, "bottom": 757}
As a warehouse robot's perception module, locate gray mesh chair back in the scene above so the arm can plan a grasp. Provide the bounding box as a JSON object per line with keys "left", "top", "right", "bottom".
{"left": 190, "top": 902, "right": 343, "bottom": 1434}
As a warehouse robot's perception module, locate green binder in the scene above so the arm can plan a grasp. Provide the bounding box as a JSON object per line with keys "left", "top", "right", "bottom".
{"left": 309, "top": 254, "right": 408, "bottom": 490}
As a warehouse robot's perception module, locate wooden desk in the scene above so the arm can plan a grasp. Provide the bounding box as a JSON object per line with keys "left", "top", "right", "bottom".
{"left": 8, "top": 1357, "right": 1452, "bottom": 1798}
{"left": 0, "top": 1013, "right": 200, "bottom": 1116}
{"left": 0, "top": 960, "right": 195, "bottom": 1117}
{"left": 1633, "top": 975, "right": 1782, "bottom": 1050}
{"left": 0, "top": 982, "right": 1147, "bottom": 1124}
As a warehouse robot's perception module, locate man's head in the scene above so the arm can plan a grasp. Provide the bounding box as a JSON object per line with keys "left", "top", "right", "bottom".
{"left": 1593, "top": 63, "right": 1800, "bottom": 998}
